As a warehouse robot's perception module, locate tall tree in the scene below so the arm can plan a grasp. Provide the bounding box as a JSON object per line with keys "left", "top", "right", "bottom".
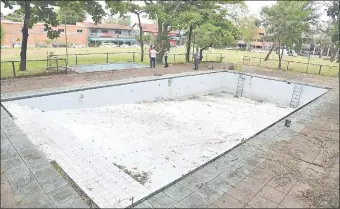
{"left": 56, "top": 6, "right": 86, "bottom": 25}
{"left": 322, "top": 1, "right": 339, "bottom": 62}
{"left": 237, "top": 15, "right": 258, "bottom": 51}
{"left": 260, "top": 1, "right": 318, "bottom": 68}
{"left": 194, "top": 12, "right": 238, "bottom": 61}
{"left": 172, "top": 0, "right": 242, "bottom": 62}
{"left": 106, "top": 1, "right": 146, "bottom": 61}
{"left": 1, "top": 0, "right": 106, "bottom": 71}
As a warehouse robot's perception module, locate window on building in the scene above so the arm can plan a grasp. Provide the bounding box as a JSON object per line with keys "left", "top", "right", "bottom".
{"left": 102, "top": 29, "right": 108, "bottom": 33}
{"left": 40, "top": 28, "right": 47, "bottom": 32}
{"left": 115, "top": 30, "right": 122, "bottom": 34}
{"left": 91, "top": 29, "right": 98, "bottom": 33}
{"left": 77, "top": 29, "right": 83, "bottom": 33}
{"left": 259, "top": 33, "right": 264, "bottom": 36}
{"left": 58, "top": 29, "right": 64, "bottom": 33}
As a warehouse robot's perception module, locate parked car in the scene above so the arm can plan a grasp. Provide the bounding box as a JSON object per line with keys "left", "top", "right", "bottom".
{"left": 1, "top": 45, "right": 8, "bottom": 48}
{"left": 100, "top": 43, "right": 117, "bottom": 48}
{"left": 36, "top": 44, "right": 48, "bottom": 48}
{"left": 52, "top": 43, "right": 67, "bottom": 48}
{"left": 13, "top": 43, "right": 21, "bottom": 48}
{"left": 70, "top": 44, "right": 86, "bottom": 48}
{"left": 120, "top": 44, "right": 129, "bottom": 48}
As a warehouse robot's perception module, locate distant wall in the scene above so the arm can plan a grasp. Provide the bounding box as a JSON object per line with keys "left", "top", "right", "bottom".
{"left": 3, "top": 71, "right": 327, "bottom": 112}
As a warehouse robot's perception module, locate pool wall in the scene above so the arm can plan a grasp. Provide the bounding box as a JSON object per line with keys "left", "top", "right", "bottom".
{"left": 6, "top": 71, "right": 327, "bottom": 111}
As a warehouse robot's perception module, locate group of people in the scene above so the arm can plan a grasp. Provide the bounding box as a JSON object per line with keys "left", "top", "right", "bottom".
{"left": 148, "top": 45, "right": 200, "bottom": 71}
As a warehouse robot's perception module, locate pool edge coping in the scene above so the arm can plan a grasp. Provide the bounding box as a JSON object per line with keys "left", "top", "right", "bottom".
{"left": 0, "top": 69, "right": 330, "bottom": 103}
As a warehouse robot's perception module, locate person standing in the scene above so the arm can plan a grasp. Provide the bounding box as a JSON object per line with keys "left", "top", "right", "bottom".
{"left": 150, "top": 47, "right": 159, "bottom": 68}
{"left": 164, "top": 49, "right": 169, "bottom": 68}
{"left": 193, "top": 48, "right": 200, "bottom": 71}
{"left": 148, "top": 45, "right": 153, "bottom": 68}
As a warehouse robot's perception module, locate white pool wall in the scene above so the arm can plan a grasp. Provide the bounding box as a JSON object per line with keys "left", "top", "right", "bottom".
{"left": 9, "top": 71, "right": 327, "bottom": 112}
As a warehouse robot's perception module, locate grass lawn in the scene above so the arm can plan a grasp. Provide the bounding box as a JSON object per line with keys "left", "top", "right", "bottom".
{"left": 1, "top": 47, "right": 339, "bottom": 78}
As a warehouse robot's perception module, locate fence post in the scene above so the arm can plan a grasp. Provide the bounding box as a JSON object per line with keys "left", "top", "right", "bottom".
{"left": 305, "top": 63, "right": 308, "bottom": 73}
{"left": 106, "top": 53, "right": 109, "bottom": 63}
{"left": 56, "top": 59, "right": 59, "bottom": 72}
{"left": 243, "top": 57, "right": 245, "bottom": 64}
{"left": 318, "top": 65, "right": 322, "bottom": 75}
{"left": 174, "top": 54, "right": 176, "bottom": 63}
{"left": 46, "top": 55, "right": 49, "bottom": 69}
{"left": 133, "top": 52, "right": 135, "bottom": 62}
{"left": 286, "top": 61, "right": 290, "bottom": 71}
{"left": 259, "top": 58, "right": 262, "bottom": 66}
{"left": 11, "top": 61, "right": 16, "bottom": 78}
{"left": 76, "top": 54, "right": 78, "bottom": 65}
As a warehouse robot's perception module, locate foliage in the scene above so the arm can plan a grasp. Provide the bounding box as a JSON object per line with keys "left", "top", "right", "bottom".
{"left": 260, "top": 1, "right": 319, "bottom": 68}
{"left": 0, "top": 24, "right": 4, "bottom": 44}
{"left": 56, "top": 6, "right": 86, "bottom": 25}
{"left": 104, "top": 16, "right": 130, "bottom": 26}
{"left": 1, "top": 0, "right": 106, "bottom": 70}
{"left": 4, "top": 10, "right": 24, "bottom": 22}
{"left": 237, "top": 15, "right": 258, "bottom": 50}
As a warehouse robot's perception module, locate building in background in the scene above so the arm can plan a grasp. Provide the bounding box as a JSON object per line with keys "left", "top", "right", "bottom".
{"left": 1, "top": 18, "right": 136, "bottom": 47}
{"left": 237, "top": 27, "right": 274, "bottom": 50}
{"left": 77, "top": 22, "right": 136, "bottom": 46}
{"left": 132, "top": 23, "right": 183, "bottom": 47}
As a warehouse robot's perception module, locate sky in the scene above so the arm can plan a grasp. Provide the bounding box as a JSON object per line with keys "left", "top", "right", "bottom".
{"left": 0, "top": 1, "right": 328, "bottom": 25}
{"left": 1, "top": 1, "right": 276, "bottom": 24}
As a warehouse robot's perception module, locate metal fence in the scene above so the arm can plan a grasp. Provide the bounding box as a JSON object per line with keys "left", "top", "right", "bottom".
{"left": 1, "top": 58, "right": 67, "bottom": 79}
{"left": 1, "top": 51, "right": 223, "bottom": 79}
{"left": 243, "top": 56, "right": 339, "bottom": 77}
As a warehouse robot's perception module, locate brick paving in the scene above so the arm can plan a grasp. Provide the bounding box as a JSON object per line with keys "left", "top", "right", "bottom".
{"left": 1, "top": 66, "right": 339, "bottom": 208}
{"left": 1, "top": 108, "right": 89, "bottom": 208}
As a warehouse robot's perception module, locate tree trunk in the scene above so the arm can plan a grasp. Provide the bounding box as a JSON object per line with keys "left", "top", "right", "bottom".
{"left": 335, "top": 46, "right": 339, "bottom": 63}
{"left": 199, "top": 45, "right": 210, "bottom": 61}
{"left": 330, "top": 45, "right": 336, "bottom": 62}
{"left": 264, "top": 42, "right": 276, "bottom": 61}
{"left": 136, "top": 13, "right": 144, "bottom": 62}
{"left": 185, "top": 24, "right": 193, "bottom": 63}
{"left": 19, "top": 0, "right": 31, "bottom": 71}
{"left": 278, "top": 40, "right": 283, "bottom": 69}
{"left": 327, "top": 45, "right": 330, "bottom": 57}
{"left": 319, "top": 45, "right": 323, "bottom": 58}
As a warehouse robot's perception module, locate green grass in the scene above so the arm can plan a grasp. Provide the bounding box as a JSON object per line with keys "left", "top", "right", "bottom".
{"left": 1, "top": 47, "right": 339, "bottom": 78}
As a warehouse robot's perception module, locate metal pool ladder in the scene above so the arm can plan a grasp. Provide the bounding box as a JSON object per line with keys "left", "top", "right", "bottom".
{"left": 235, "top": 74, "right": 246, "bottom": 97}
{"left": 290, "top": 84, "right": 303, "bottom": 108}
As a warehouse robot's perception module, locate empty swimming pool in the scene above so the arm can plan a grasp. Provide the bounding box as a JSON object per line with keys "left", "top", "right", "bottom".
{"left": 72, "top": 63, "right": 149, "bottom": 73}
{"left": 2, "top": 71, "right": 328, "bottom": 208}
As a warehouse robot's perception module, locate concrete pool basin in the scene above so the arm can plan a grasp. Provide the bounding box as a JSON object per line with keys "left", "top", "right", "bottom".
{"left": 2, "top": 70, "right": 328, "bottom": 208}
{"left": 72, "top": 63, "right": 149, "bottom": 73}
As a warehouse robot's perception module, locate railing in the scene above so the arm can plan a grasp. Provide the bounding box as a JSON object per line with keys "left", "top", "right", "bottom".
{"left": 243, "top": 56, "right": 339, "bottom": 77}
{"left": 0, "top": 52, "right": 223, "bottom": 79}
{"left": 1, "top": 58, "right": 67, "bottom": 79}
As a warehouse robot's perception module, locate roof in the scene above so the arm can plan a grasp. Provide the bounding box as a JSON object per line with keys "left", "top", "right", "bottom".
{"left": 1, "top": 16, "right": 13, "bottom": 22}
{"left": 139, "top": 24, "right": 158, "bottom": 33}
{"left": 88, "top": 37, "right": 137, "bottom": 42}
{"left": 77, "top": 22, "right": 132, "bottom": 30}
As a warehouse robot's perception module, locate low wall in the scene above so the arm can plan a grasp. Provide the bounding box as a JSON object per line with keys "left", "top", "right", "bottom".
{"left": 4, "top": 71, "right": 327, "bottom": 111}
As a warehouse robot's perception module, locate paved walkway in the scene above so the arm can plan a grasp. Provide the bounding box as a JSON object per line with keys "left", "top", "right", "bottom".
{"left": 1, "top": 108, "right": 89, "bottom": 208}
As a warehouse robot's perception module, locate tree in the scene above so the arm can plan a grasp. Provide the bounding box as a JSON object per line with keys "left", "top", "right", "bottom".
{"left": 194, "top": 13, "right": 237, "bottom": 61}
{"left": 56, "top": 7, "right": 86, "bottom": 25}
{"left": 322, "top": 1, "right": 339, "bottom": 62}
{"left": 1, "top": 0, "right": 106, "bottom": 71}
{"left": 0, "top": 24, "right": 4, "bottom": 44}
{"left": 106, "top": 1, "right": 147, "bottom": 61}
{"left": 260, "top": 1, "right": 318, "bottom": 68}
{"left": 172, "top": 1, "right": 242, "bottom": 62}
{"left": 4, "top": 10, "right": 24, "bottom": 22}
{"left": 238, "top": 16, "right": 258, "bottom": 51}
{"left": 104, "top": 16, "right": 130, "bottom": 26}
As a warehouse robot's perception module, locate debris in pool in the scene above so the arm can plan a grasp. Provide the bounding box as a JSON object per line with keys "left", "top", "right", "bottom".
{"left": 112, "top": 163, "right": 150, "bottom": 185}
{"left": 165, "top": 156, "right": 169, "bottom": 160}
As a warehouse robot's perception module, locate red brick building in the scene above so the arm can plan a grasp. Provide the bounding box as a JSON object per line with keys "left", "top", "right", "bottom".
{"left": 1, "top": 19, "right": 135, "bottom": 47}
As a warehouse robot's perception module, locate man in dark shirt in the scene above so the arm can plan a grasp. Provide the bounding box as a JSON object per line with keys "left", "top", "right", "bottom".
{"left": 193, "top": 48, "right": 200, "bottom": 71}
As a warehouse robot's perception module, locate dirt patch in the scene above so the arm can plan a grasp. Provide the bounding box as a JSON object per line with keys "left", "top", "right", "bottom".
{"left": 113, "top": 163, "right": 150, "bottom": 185}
